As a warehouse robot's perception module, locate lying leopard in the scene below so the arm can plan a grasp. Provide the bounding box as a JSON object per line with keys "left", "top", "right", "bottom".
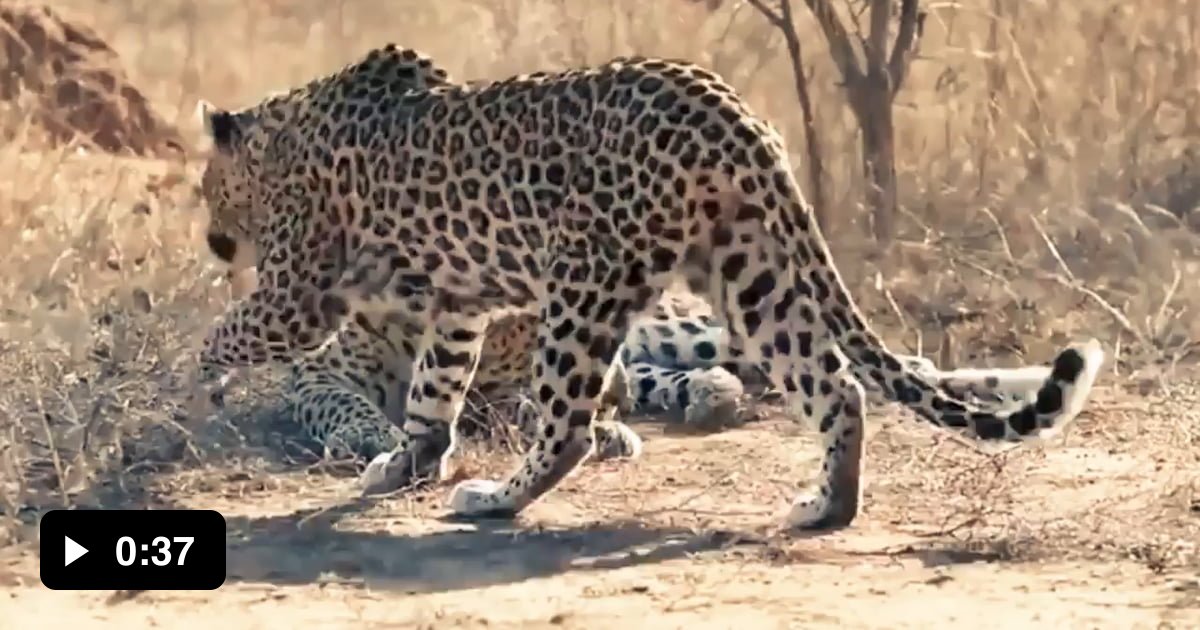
{"left": 194, "top": 43, "right": 1104, "bottom": 529}
{"left": 281, "top": 299, "right": 757, "bottom": 464}
{"left": 213, "top": 258, "right": 1072, "bottom": 486}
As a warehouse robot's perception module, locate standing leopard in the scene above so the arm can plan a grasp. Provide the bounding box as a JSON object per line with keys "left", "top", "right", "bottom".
{"left": 194, "top": 44, "right": 1104, "bottom": 530}
{"left": 196, "top": 49, "right": 754, "bottom": 464}
{"left": 197, "top": 50, "right": 1054, "bottom": 471}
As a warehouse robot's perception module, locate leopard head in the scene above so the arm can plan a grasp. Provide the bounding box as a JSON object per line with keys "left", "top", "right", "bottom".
{"left": 196, "top": 99, "right": 261, "bottom": 272}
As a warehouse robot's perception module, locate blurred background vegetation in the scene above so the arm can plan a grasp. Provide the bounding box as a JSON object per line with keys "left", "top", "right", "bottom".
{"left": 41, "top": 0, "right": 1200, "bottom": 366}
{"left": 0, "top": 0, "right": 1196, "bottom": 401}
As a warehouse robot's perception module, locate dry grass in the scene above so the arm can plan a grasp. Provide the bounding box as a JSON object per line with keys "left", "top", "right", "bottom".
{"left": 39, "top": 0, "right": 1200, "bottom": 358}
{"left": 0, "top": 0, "right": 1197, "bottom": 624}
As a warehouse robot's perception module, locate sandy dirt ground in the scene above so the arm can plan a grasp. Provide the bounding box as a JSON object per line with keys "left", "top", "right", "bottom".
{"left": 1, "top": 380, "right": 1197, "bottom": 629}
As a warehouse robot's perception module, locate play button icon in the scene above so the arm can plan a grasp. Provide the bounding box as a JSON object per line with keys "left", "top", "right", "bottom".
{"left": 64, "top": 536, "right": 88, "bottom": 567}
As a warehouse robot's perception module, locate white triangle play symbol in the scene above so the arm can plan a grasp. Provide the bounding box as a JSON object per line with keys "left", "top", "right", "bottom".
{"left": 64, "top": 536, "right": 88, "bottom": 567}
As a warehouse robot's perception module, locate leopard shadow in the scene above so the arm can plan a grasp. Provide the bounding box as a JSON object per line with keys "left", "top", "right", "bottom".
{"left": 220, "top": 499, "right": 752, "bottom": 593}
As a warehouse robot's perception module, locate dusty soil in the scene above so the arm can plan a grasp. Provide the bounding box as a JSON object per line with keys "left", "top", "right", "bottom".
{"left": 1, "top": 379, "right": 1197, "bottom": 629}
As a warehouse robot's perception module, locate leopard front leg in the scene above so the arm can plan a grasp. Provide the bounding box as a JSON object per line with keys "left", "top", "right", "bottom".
{"left": 360, "top": 312, "right": 488, "bottom": 495}
{"left": 447, "top": 261, "right": 657, "bottom": 517}
{"left": 289, "top": 364, "right": 406, "bottom": 463}
{"left": 590, "top": 359, "right": 644, "bottom": 460}
{"left": 199, "top": 285, "right": 350, "bottom": 370}
{"left": 292, "top": 381, "right": 404, "bottom": 462}
{"left": 191, "top": 285, "right": 349, "bottom": 417}
{"left": 512, "top": 392, "right": 644, "bottom": 462}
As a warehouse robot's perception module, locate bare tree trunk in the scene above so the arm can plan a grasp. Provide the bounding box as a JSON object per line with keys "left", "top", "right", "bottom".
{"left": 747, "top": 0, "right": 829, "bottom": 231}
{"left": 781, "top": 18, "right": 830, "bottom": 232}
{"left": 857, "top": 82, "right": 897, "bottom": 243}
{"left": 802, "top": 0, "right": 924, "bottom": 249}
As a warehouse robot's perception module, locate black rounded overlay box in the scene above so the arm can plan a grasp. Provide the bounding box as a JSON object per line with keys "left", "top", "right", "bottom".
{"left": 40, "top": 509, "right": 226, "bottom": 590}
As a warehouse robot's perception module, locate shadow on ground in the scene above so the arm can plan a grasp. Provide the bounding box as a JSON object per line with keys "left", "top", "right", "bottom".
{"left": 17, "top": 380, "right": 771, "bottom": 595}
{"left": 219, "top": 499, "right": 754, "bottom": 594}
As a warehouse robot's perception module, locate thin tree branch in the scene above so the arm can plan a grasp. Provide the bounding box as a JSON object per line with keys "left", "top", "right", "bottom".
{"left": 778, "top": 0, "right": 797, "bottom": 29}
{"left": 802, "top": 0, "right": 865, "bottom": 90}
{"left": 887, "top": 0, "right": 925, "bottom": 96}
{"left": 745, "top": 0, "right": 785, "bottom": 26}
{"left": 746, "top": 0, "right": 830, "bottom": 229}
{"left": 866, "top": 0, "right": 892, "bottom": 77}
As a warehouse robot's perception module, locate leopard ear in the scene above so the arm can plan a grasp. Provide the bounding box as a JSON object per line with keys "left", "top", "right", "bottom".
{"left": 197, "top": 99, "right": 242, "bottom": 153}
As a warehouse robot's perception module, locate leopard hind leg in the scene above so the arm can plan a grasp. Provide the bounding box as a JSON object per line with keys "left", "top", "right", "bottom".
{"left": 680, "top": 195, "right": 871, "bottom": 530}
{"left": 708, "top": 277, "right": 868, "bottom": 529}
{"left": 291, "top": 375, "right": 402, "bottom": 463}
{"left": 285, "top": 324, "right": 412, "bottom": 482}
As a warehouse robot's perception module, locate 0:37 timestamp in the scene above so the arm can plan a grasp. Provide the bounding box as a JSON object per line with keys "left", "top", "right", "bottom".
{"left": 116, "top": 535, "right": 196, "bottom": 567}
